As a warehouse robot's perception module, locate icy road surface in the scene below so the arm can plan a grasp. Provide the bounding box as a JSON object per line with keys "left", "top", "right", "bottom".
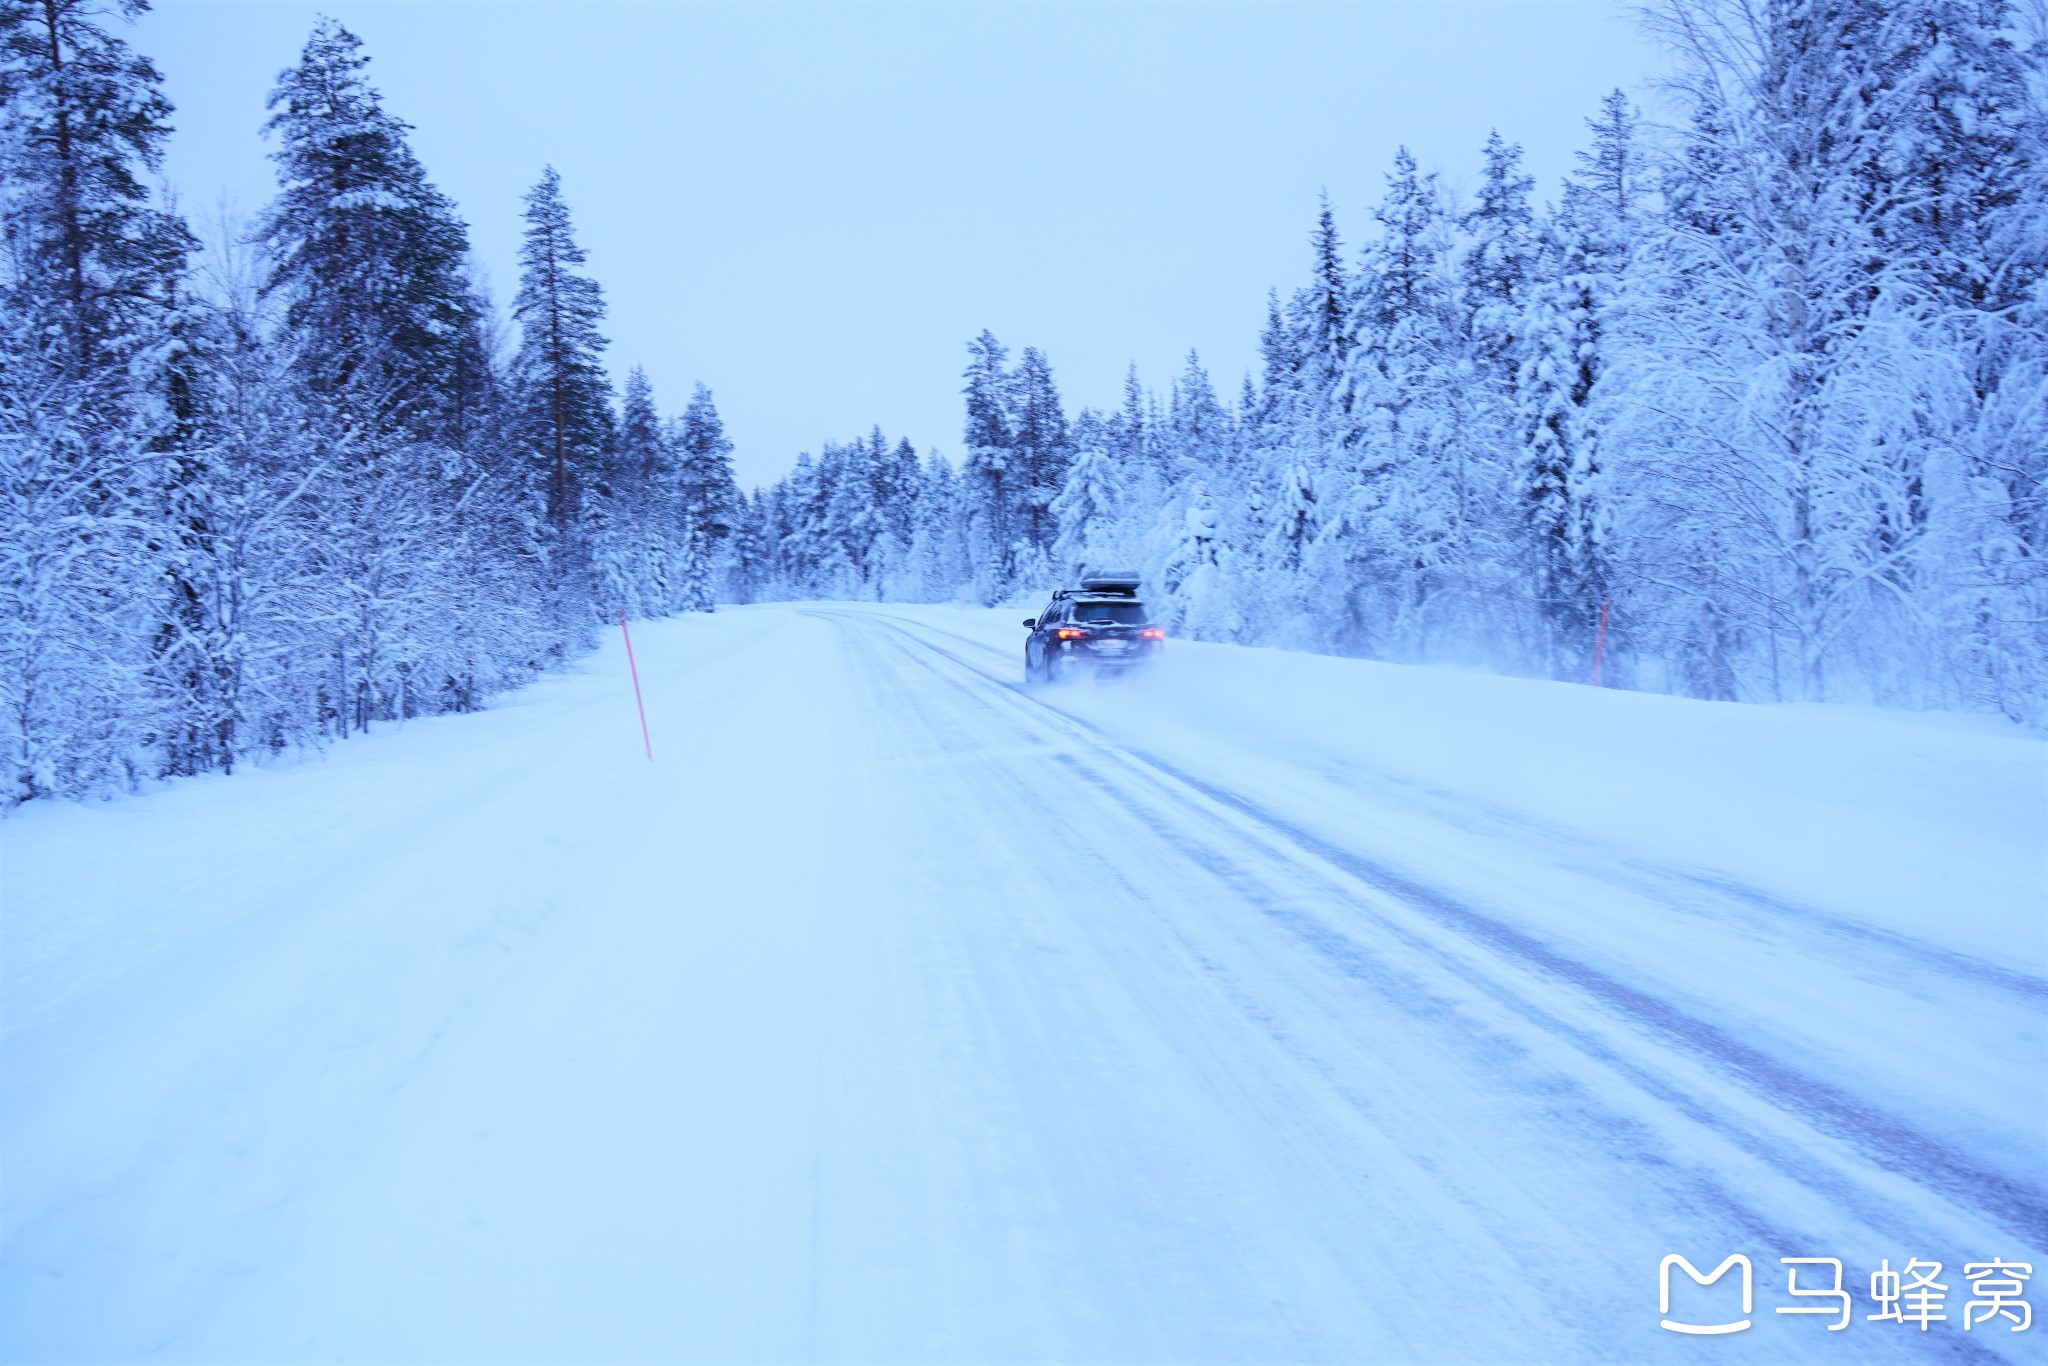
{"left": 3, "top": 604, "right": 2043, "bottom": 1362}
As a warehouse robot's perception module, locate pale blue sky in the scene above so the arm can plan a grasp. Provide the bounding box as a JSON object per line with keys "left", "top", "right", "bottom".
{"left": 143, "top": 0, "right": 1662, "bottom": 485}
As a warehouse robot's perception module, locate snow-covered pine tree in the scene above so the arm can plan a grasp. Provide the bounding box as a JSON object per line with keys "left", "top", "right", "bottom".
{"left": 0, "top": 0, "right": 195, "bottom": 799}
{"left": 0, "top": 0, "right": 193, "bottom": 372}
{"left": 510, "top": 165, "right": 612, "bottom": 640}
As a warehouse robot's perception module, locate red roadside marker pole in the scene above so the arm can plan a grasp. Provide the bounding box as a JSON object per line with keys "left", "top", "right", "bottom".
{"left": 1591, "top": 595, "right": 1611, "bottom": 688}
{"left": 618, "top": 610, "right": 652, "bottom": 761}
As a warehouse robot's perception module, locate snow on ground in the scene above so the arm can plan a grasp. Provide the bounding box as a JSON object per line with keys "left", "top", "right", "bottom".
{"left": 3, "top": 603, "right": 2042, "bottom": 1362}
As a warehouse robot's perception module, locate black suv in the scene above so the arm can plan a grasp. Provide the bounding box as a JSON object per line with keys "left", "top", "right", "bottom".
{"left": 1022, "top": 572, "right": 1164, "bottom": 683}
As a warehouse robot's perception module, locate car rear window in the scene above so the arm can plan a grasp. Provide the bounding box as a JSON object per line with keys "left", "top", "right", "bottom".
{"left": 1068, "top": 600, "right": 1147, "bottom": 624}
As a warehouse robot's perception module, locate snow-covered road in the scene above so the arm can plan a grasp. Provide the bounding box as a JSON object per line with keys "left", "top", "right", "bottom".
{"left": 4, "top": 605, "right": 2042, "bottom": 1362}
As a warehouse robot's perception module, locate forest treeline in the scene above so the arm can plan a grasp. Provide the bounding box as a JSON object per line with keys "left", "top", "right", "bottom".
{"left": 2, "top": 7, "right": 738, "bottom": 803}
{"left": 746, "top": 2, "right": 2048, "bottom": 721}
{"left": 4, "top": 0, "right": 2045, "bottom": 806}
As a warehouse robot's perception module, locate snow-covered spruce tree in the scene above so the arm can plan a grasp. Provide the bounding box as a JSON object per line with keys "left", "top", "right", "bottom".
{"left": 1157, "top": 480, "right": 1243, "bottom": 641}
{"left": 0, "top": 0, "right": 195, "bottom": 800}
{"left": 1008, "top": 345, "right": 1071, "bottom": 587}
{"left": 1299, "top": 194, "right": 1353, "bottom": 406}
{"left": 1252, "top": 289, "right": 1321, "bottom": 645}
{"left": 261, "top": 18, "right": 480, "bottom": 733}
{"left": 262, "top": 21, "right": 470, "bottom": 439}
{"left": 857, "top": 430, "right": 898, "bottom": 596}
{"left": 1148, "top": 351, "right": 1247, "bottom": 637}
{"left": 1313, "top": 147, "right": 1463, "bottom": 660}
{"left": 510, "top": 164, "right": 612, "bottom": 644}
{"left": 1446, "top": 132, "right": 1540, "bottom": 657}
{"left": 1165, "top": 350, "right": 1231, "bottom": 486}
{"left": 1282, "top": 197, "right": 1356, "bottom": 500}
{"left": 769, "top": 453, "right": 815, "bottom": 595}
{"left": 813, "top": 439, "right": 866, "bottom": 596}
{"left": 865, "top": 434, "right": 922, "bottom": 598}
{"left": 960, "top": 330, "right": 1013, "bottom": 603}
{"left": 1296, "top": 192, "right": 1382, "bottom": 655}
{"left": 795, "top": 445, "right": 849, "bottom": 597}
{"left": 673, "top": 383, "right": 737, "bottom": 612}
{"left": 906, "top": 450, "right": 968, "bottom": 601}
{"left": 1516, "top": 207, "right": 1619, "bottom": 682}
{"left": 140, "top": 281, "right": 241, "bottom": 779}
{"left": 610, "top": 367, "right": 673, "bottom": 617}
{"left": 1460, "top": 131, "right": 1538, "bottom": 400}
{"left": 748, "top": 480, "right": 792, "bottom": 600}
{"left": 1511, "top": 94, "right": 1639, "bottom": 683}
{"left": 1100, "top": 362, "right": 1159, "bottom": 516}
{"left": 441, "top": 265, "right": 554, "bottom": 715}
{"left": 721, "top": 488, "right": 771, "bottom": 605}
{"left": 1049, "top": 406, "right": 1131, "bottom": 581}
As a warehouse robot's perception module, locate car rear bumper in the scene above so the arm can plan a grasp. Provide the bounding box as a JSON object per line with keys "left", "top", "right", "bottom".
{"left": 1061, "top": 644, "right": 1157, "bottom": 668}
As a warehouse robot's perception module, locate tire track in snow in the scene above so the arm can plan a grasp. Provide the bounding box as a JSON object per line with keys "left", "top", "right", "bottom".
{"left": 814, "top": 611, "right": 1704, "bottom": 1358}
{"left": 883, "top": 611, "right": 2046, "bottom": 1008}
{"left": 807, "top": 607, "right": 2048, "bottom": 1252}
{"left": 825, "top": 613, "right": 1958, "bottom": 1269}
{"left": 1293, "top": 752, "right": 2048, "bottom": 1008}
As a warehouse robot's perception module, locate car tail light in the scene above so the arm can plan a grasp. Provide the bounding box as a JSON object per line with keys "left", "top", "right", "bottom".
{"left": 1141, "top": 628, "right": 1164, "bottom": 639}
{"left": 1056, "top": 627, "right": 1087, "bottom": 640}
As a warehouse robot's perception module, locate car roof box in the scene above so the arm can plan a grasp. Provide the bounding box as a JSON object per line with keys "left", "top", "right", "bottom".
{"left": 1078, "top": 570, "right": 1142, "bottom": 595}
